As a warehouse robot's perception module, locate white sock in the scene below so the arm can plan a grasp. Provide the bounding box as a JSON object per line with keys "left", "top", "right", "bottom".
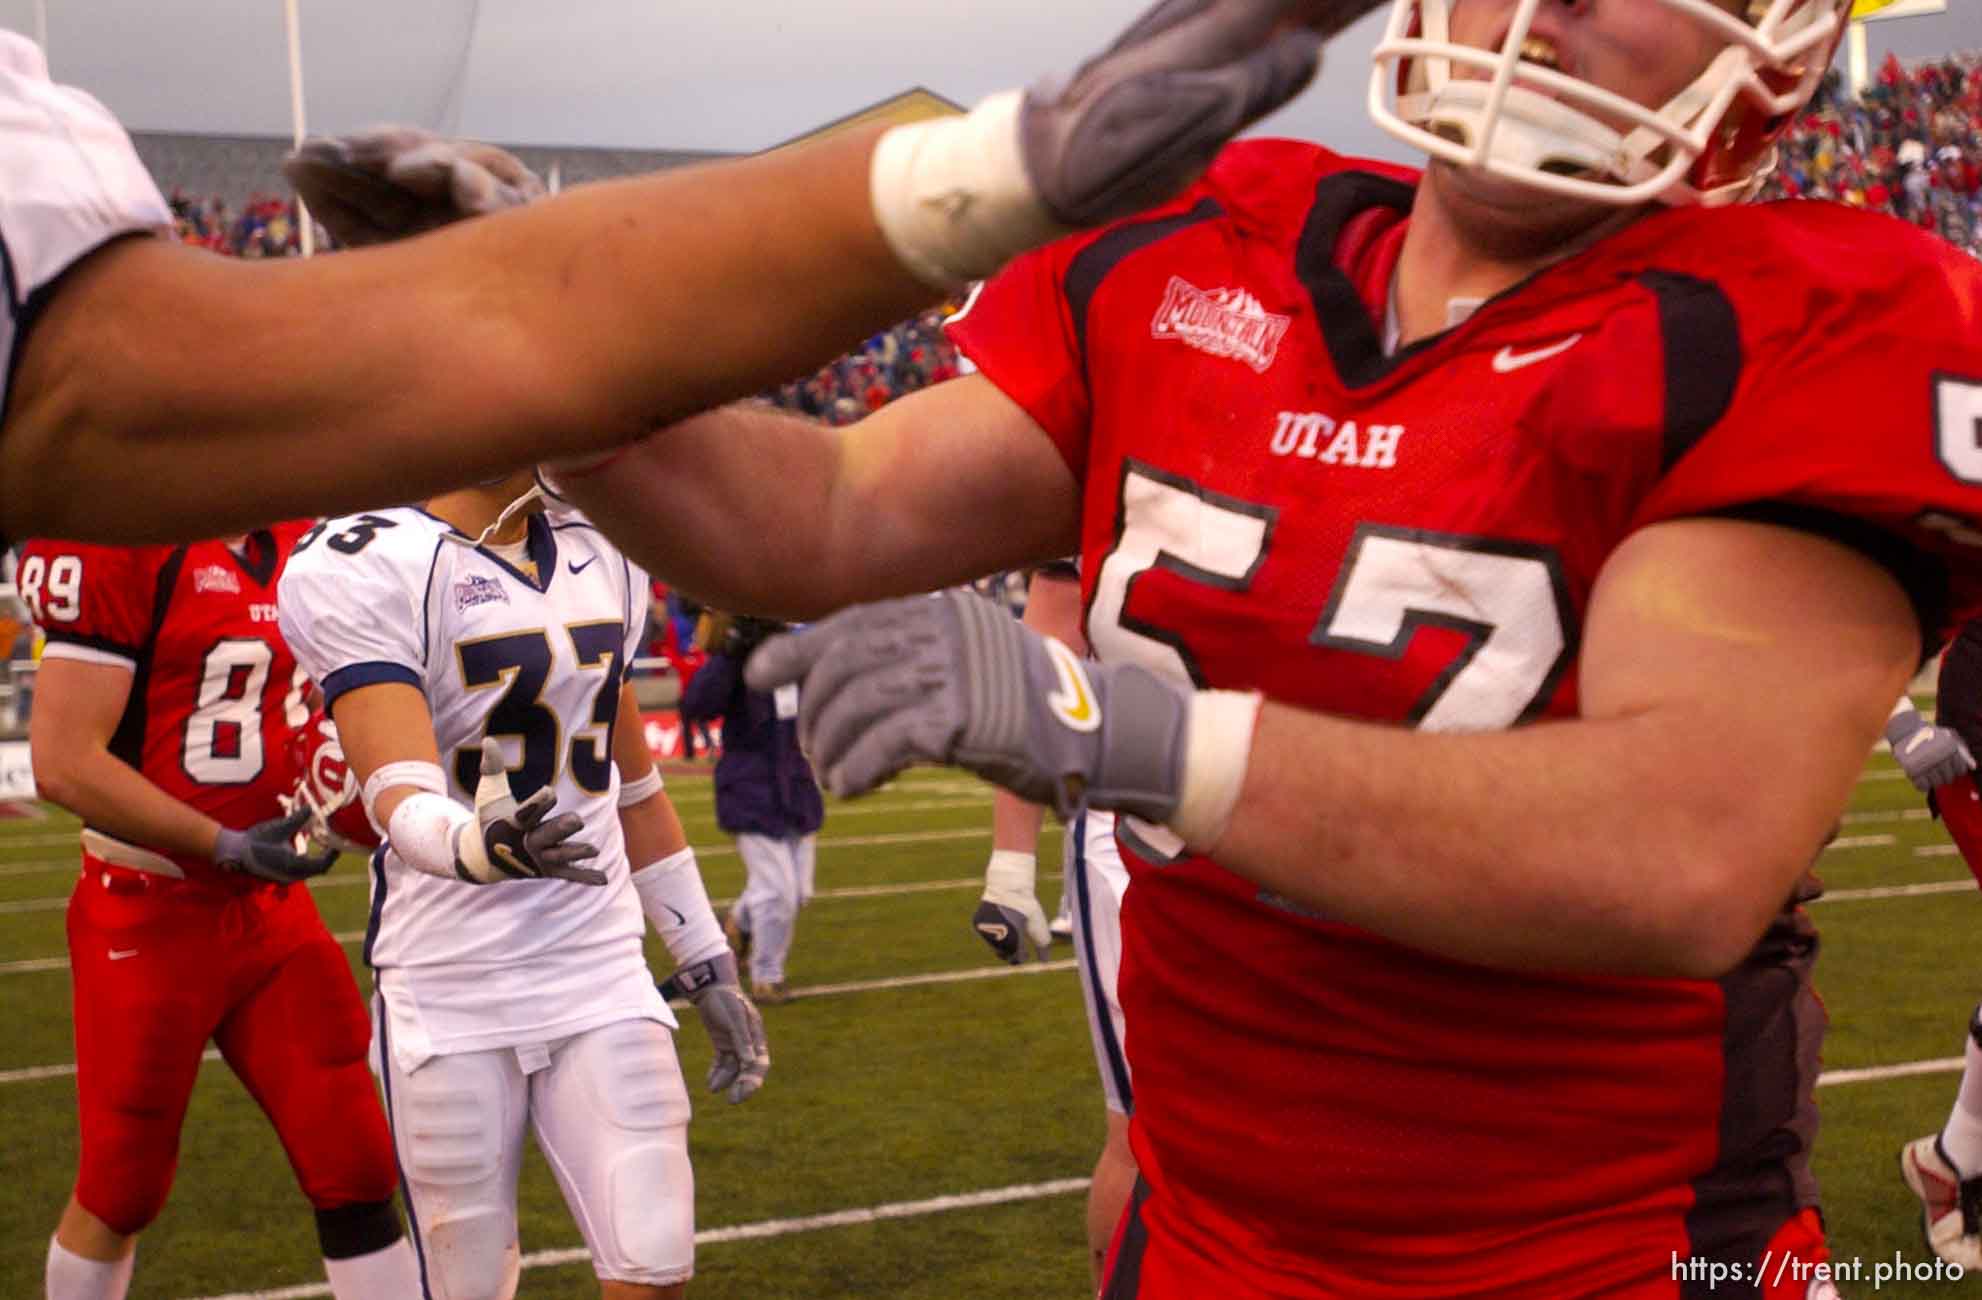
{"left": 45, "top": 1237, "right": 133, "bottom": 1300}
{"left": 324, "top": 1236, "right": 421, "bottom": 1299}
{"left": 1941, "top": 1006, "right": 1982, "bottom": 1177}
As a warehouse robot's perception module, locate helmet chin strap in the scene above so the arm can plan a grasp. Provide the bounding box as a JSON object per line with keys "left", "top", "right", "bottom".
{"left": 473, "top": 484, "right": 545, "bottom": 548}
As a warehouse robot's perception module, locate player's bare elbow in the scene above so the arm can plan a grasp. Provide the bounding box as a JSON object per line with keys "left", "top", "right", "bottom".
{"left": 1654, "top": 842, "right": 1813, "bottom": 980}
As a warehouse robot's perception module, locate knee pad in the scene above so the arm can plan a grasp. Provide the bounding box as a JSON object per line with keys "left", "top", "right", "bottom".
{"left": 423, "top": 1210, "right": 520, "bottom": 1300}
{"left": 603, "top": 1139, "right": 694, "bottom": 1283}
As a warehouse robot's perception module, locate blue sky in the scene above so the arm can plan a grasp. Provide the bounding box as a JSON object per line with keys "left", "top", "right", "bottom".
{"left": 2, "top": 1, "right": 1971, "bottom": 161}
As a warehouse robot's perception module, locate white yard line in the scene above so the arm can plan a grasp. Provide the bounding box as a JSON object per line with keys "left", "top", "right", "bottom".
{"left": 184, "top": 1177, "right": 1093, "bottom": 1300}
{"left": 0, "top": 960, "right": 1078, "bottom": 1084}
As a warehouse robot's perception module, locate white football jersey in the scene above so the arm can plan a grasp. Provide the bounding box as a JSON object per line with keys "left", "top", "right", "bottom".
{"left": 279, "top": 504, "right": 672, "bottom": 1067}
{"left": 0, "top": 31, "right": 170, "bottom": 413}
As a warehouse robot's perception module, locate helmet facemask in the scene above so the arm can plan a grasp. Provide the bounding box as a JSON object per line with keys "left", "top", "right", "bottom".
{"left": 1368, "top": 0, "right": 1849, "bottom": 207}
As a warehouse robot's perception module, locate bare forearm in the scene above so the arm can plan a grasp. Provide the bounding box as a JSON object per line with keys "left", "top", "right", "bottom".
{"left": 562, "top": 378, "right": 1079, "bottom": 617}
{"left": 991, "top": 789, "right": 1051, "bottom": 855}
{"left": 33, "top": 748, "right": 221, "bottom": 859}
{"left": 4, "top": 130, "right": 937, "bottom": 542}
{"left": 1210, "top": 703, "right": 1857, "bottom": 979}
{"left": 621, "top": 794, "right": 690, "bottom": 868}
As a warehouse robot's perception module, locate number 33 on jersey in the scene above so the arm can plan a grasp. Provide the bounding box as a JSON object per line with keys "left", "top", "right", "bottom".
{"left": 277, "top": 508, "right": 646, "bottom": 812}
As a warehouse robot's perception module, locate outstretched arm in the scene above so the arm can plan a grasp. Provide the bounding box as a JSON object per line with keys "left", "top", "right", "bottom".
{"left": 4, "top": 0, "right": 1337, "bottom": 544}
{"left": 751, "top": 519, "right": 1920, "bottom": 980}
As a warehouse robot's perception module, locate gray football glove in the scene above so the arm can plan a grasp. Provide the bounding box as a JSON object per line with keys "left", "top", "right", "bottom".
{"left": 214, "top": 807, "right": 338, "bottom": 884}
{"left": 1887, "top": 708, "right": 1977, "bottom": 793}
{"left": 974, "top": 852, "right": 1052, "bottom": 965}
{"left": 1019, "top": 0, "right": 1376, "bottom": 227}
{"left": 282, "top": 126, "right": 545, "bottom": 247}
{"left": 745, "top": 591, "right": 1191, "bottom": 821}
{"left": 454, "top": 737, "right": 605, "bottom": 885}
{"left": 660, "top": 952, "right": 771, "bottom": 1104}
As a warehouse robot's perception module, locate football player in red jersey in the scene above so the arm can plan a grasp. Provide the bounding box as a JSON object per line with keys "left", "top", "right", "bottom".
{"left": 17, "top": 530, "right": 418, "bottom": 1300}
{"left": 1885, "top": 632, "right": 1982, "bottom": 1273}
{"left": 544, "top": 0, "right": 1982, "bottom": 1294}
{"left": 0, "top": 0, "right": 1334, "bottom": 547}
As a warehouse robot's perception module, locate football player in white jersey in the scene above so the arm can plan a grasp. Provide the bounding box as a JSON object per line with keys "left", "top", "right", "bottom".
{"left": 278, "top": 471, "right": 768, "bottom": 1300}
{"left": 0, "top": 4, "right": 1336, "bottom": 545}
{"left": 970, "top": 562, "right": 1135, "bottom": 1288}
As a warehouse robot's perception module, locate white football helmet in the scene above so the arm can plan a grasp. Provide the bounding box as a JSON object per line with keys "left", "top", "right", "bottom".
{"left": 1368, "top": 0, "right": 1852, "bottom": 206}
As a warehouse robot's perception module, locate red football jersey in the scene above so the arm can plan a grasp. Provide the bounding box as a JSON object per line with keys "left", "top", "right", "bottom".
{"left": 950, "top": 140, "right": 1982, "bottom": 1293}
{"left": 22, "top": 525, "right": 313, "bottom": 885}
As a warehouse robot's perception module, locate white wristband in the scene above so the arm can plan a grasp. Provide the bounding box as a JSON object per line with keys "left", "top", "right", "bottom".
{"left": 386, "top": 790, "right": 486, "bottom": 883}
{"left": 618, "top": 767, "right": 665, "bottom": 808}
{"left": 869, "top": 89, "right": 1072, "bottom": 291}
{"left": 1166, "top": 690, "right": 1263, "bottom": 852}
{"left": 983, "top": 850, "right": 1038, "bottom": 897}
{"left": 632, "top": 846, "right": 729, "bottom": 967}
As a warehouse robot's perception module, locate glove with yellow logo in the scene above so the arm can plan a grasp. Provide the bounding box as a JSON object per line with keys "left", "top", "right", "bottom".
{"left": 745, "top": 591, "right": 1209, "bottom": 828}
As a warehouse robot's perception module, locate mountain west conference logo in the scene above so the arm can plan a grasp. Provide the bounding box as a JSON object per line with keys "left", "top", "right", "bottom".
{"left": 1149, "top": 277, "right": 1290, "bottom": 374}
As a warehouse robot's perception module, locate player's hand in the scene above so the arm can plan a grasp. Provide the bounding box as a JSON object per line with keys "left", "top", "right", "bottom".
{"left": 1888, "top": 709, "right": 1976, "bottom": 793}
{"left": 660, "top": 953, "right": 771, "bottom": 1103}
{"left": 282, "top": 126, "right": 545, "bottom": 247}
{"left": 746, "top": 592, "right": 1191, "bottom": 822}
{"left": 974, "top": 852, "right": 1052, "bottom": 964}
{"left": 1019, "top": 0, "right": 1374, "bottom": 227}
{"left": 454, "top": 738, "right": 606, "bottom": 885}
{"left": 214, "top": 808, "right": 338, "bottom": 884}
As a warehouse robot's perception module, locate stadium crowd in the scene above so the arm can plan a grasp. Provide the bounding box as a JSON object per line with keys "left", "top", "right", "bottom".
{"left": 1759, "top": 51, "right": 1982, "bottom": 254}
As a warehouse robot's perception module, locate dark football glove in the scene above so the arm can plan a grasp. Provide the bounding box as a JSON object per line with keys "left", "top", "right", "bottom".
{"left": 282, "top": 126, "right": 545, "bottom": 247}
{"left": 453, "top": 737, "right": 605, "bottom": 885}
{"left": 745, "top": 591, "right": 1192, "bottom": 821}
{"left": 214, "top": 807, "right": 338, "bottom": 884}
{"left": 660, "top": 952, "right": 771, "bottom": 1104}
{"left": 1018, "top": 0, "right": 1379, "bottom": 228}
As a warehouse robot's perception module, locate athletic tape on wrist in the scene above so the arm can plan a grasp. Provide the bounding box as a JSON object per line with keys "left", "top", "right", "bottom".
{"left": 632, "top": 846, "right": 728, "bottom": 966}
{"left": 386, "top": 790, "right": 482, "bottom": 882}
{"left": 1166, "top": 691, "right": 1264, "bottom": 852}
{"left": 984, "top": 849, "right": 1038, "bottom": 897}
{"left": 362, "top": 760, "right": 448, "bottom": 817}
{"left": 869, "top": 89, "right": 1070, "bottom": 291}
{"left": 618, "top": 767, "right": 665, "bottom": 807}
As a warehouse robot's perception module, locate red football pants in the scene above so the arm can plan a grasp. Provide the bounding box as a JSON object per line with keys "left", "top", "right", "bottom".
{"left": 67, "top": 860, "right": 396, "bottom": 1234}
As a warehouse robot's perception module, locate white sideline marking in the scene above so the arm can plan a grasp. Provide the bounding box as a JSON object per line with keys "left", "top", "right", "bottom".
{"left": 1822, "top": 834, "right": 1896, "bottom": 851}
{"left": 0, "top": 868, "right": 1061, "bottom": 976}
{"left": 1917, "top": 844, "right": 1962, "bottom": 858}
{"left": 183, "top": 1178, "right": 1093, "bottom": 1300}
{"left": 1812, "top": 880, "right": 1975, "bottom": 904}
{"left": 1840, "top": 808, "right": 1933, "bottom": 827}
{"left": 0, "top": 827, "right": 1010, "bottom": 915}
{"left": 1816, "top": 1057, "right": 1965, "bottom": 1087}
{"left": 0, "top": 961, "right": 1078, "bottom": 1084}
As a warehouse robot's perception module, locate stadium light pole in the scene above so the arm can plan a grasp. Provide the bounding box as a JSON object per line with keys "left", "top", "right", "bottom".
{"left": 283, "top": 0, "right": 315, "bottom": 257}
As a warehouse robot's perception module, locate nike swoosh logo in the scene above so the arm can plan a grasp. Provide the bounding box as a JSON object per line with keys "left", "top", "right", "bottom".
{"left": 1044, "top": 639, "right": 1101, "bottom": 733}
{"left": 976, "top": 922, "right": 1011, "bottom": 944}
{"left": 108, "top": 948, "right": 138, "bottom": 961}
{"left": 1491, "top": 334, "right": 1584, "bottom": 373}
{"left": 568, "top": 556, "right": 598, "bottom": 575}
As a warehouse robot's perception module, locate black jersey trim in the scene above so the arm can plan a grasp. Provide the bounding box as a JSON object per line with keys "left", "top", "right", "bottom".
{"left": 1064, "top": 198, "right": 1223, "bottom": 371}
{"left": 1704, "top": 501, "right": 1946, "bottom": 663}
{"left": 1295, "top": 170, "right": 1425, "bottom": 388}
{"left": 105, "top": 547, "right": 186, "bottom": 771}
{"left": 1638, "top": 271, "right": 1743, "bottom": 472}
{"left": 232, "top": 529, "right": 279, "bottom": 588}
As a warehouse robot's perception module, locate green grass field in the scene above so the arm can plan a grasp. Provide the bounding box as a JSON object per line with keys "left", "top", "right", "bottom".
{"left": 1, "top": 749, "right": 1979, "bottom": 1298}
